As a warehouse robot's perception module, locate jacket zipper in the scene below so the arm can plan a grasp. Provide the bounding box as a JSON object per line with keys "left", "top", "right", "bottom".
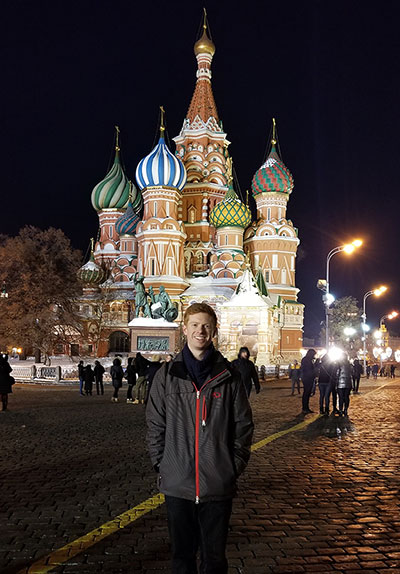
{"left": 192, "top": 369, "right": 228, "bottom": 504}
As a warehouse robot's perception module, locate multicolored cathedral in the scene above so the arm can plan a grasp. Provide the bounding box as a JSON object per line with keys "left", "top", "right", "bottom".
{"left": 77, "top": 17, "right": 304, "bottom": 364}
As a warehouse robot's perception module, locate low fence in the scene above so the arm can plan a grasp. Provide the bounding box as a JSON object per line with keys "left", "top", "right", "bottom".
{"left": 11, "top": 362, "right": 288, "bottom": 384}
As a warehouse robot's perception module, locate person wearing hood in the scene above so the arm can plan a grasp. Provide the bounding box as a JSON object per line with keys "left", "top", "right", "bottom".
{"left": 0, "top": 354, "right": 14, "bottom": 411}
{"left": 110, "top": 358, "right": 124, "bottom": 402}
{"left": 231, "top": 347, "right": 260, "bottom": 397}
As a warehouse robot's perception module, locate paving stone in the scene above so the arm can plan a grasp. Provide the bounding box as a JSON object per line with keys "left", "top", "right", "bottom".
{"left": 1, "top": 378, "right": 400, "bottom": 573}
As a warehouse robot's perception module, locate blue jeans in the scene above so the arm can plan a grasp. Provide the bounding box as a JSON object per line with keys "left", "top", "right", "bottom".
{"left": 165, "top": 495, "right": 232, "bottom": 573}
{"left": 318, "top": 383, "right": 331, "bottom": 413}
{"left": 79, "top": 377, "right": 84, "bottom": 395}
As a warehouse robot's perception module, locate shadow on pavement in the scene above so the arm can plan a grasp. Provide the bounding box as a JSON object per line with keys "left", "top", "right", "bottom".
{"left": 303, "top": 414, "right": 356, "bottom": 440}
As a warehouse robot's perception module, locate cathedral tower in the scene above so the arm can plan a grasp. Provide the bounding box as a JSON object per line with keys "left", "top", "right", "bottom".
{"left": 173, "top": 11, "right": 231, "bottom": 274}
{"left": 135, "top": 109, "right": 188, "bottom": 296}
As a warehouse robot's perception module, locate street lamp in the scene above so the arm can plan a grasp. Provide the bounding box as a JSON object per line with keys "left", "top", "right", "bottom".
{"left": 324, "top": 239, "right": 363, "bottom": 349}
{"left": 362, "top": 285, "right": 387, "bottom": 373}
{"left": 380, "top": 311, "right": 398, "bottom": 329}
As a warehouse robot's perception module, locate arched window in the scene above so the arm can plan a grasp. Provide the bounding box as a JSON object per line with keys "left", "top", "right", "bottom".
{"left": 109, "top": 331, "right": 130, "bottom": 353}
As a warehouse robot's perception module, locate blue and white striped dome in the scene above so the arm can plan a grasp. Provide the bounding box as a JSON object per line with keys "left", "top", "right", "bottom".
{"left": 135, "top": 136, "right": 187, "bottom": 191}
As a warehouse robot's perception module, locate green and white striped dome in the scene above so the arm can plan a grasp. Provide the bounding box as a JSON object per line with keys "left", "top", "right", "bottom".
{"left": 91, "top": 147, "right": 133, "bottom": 211}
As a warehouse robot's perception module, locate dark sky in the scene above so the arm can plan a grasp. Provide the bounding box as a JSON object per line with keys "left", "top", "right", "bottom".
{"left": 2, "top": 0, "right": 400, "bottom": 339}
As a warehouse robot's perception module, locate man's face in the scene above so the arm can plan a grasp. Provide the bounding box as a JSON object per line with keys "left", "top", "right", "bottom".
{"left": 183, "top": 312, "right": 215, "bottom": 353}
{"left": 240, "top": 351, "right": 248, "bottom": 359}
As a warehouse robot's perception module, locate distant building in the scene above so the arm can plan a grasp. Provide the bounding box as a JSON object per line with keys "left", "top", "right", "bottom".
{"left": 74, "top": 17, "right": 304, "bottom": 364}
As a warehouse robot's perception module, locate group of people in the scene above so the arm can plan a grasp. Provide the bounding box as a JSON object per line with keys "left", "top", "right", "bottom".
{"left": 77, "top": 353, "right": 167, "bottom": 404}
{"left": 366, "top": 363, "right": 396, "bottom": 379}
{"left": 290, "top": 352, "right": 365, "bottom": 417}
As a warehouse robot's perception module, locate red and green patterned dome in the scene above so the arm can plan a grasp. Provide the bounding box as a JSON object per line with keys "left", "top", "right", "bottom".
{"left": 252, "top": 144, "right": 294, "bottom": 196}
{"left": 210, "top": 187, "right": 251, "bottom": 229}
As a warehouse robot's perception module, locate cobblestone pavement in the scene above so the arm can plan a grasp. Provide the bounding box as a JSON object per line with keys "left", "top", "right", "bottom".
{"left": 1, "top": 377, "right": 400, "bottom": 574}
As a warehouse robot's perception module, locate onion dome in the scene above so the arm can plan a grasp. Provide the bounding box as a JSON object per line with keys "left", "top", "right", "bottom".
{"left": 135, "top": 108, "right": 187, "bottom": 191}
{"left": 251, "top": 119, "right": 294, "bottom": 196}
{"left": 77, "top": 248, "right": 106, "bottom": 286}
{"left": 210, "top": 186, "right": 252, "bottom": 229}
{"left": 115, "top": 200, "right": 140, "bottom": 236}
{"left": 194, "top": 11, "right": 215, "bottom": 57}
{"left": 91, "top": 127, "right": 132, "bottom": 211}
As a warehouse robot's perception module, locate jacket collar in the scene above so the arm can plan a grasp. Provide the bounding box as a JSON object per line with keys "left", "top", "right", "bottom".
{"left": 169, "top": 349, "right": 231, "bottom": 388}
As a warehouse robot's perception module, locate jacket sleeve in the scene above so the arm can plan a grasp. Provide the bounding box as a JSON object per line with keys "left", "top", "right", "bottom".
{"left": 251, "top": 362, "right": 260, "bottom": 392}
{"left": 232, "top": 375, "right": 254, "bottom": 476}
{"left": 146, "top": 364, "right": 167, "bottom": 470}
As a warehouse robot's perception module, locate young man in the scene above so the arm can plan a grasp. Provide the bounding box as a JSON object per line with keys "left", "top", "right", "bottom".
{"left": 146, "top": 303, "right": 254, "bottom": 574}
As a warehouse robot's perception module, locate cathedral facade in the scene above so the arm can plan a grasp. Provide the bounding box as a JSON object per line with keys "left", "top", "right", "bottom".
{"left": 77, "top": 19, "right": 304, "bottom": 364}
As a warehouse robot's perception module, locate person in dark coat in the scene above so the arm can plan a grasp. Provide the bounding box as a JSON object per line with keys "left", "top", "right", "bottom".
{"left": 125, "top": 357, "right": 137, "bottom": 403}
{"left": 110, "top": 358, "right": 124, "bottom": 402}
{"left": 231, "top": 347, "right": 260, "bottom": 397}
{"left": 390, "top": 364, "right": 396, "bottom": 378}
{"left": 317, "top": 353, "right": 335, "bottom": 415}
{"left": 83, "top": 364, "right": 95, "bottom": 396}
{"left": 300, "top": 349, "right": 317, "bottom": 413}
{"left": 94, "top": 360, "right": 105, "bottom": 395}
{"left": 132, "top": 352, "right": 151, "bottom": 404}
{"left": 366, "top": 364, "right": 371, "bottom": 379}
{"left": 147, "top": 302, "right": 253, "bottom": 574}
{"left": 78, "top": 360, "right": 85, "bottom": 396}
{"left": 334, "top": 355, "right": 352, "bottom": 416}
{"left": 351, "top": 359, "right": 363, "bottom": 393}
{"left": 371, "top": 363, "right": 379, "bottom": 380}
{"left": 0, "top": 354, "right": 14, "bottom": 411}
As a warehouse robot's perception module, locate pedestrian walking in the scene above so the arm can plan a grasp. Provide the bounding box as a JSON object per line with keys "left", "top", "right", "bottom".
{"left": 84, "top": 364, "right": 95, "bottom": 396}
{"left": 317, "top": 353, "right": 335, "bottom": 415}
{"left": 78, "top": 360, "right": 85, "bottom": 396}
{"left": 390, "top": 364, "right": 396, "bottom": 378}
{"left": 132, "top": 352, "right": 151, "bottom": 404}
{"left": 366, "top": 364, "right": 371, "bottom": 379}
{"left": 0, "top": 353, "right": 14, "bottom": 412}
{"left": 334, "top": 355, "right": 352, "bottom": 416}
{"left": 110, "top": 358, "right": 124, "bottom": 402}
{"left": 372, "top": 363, "right": 379, "bottom": 380}
{"left": 351, "top": 358, "right": 363, "bottom": 394}
{"left": 379, "top": 365, "right": 386, "bottom": 377}
{"left": 125, "top": 357, "right": 137, "bottom": 403}
{"left": 300, "top": 349, "right": 317, "bottom": 413}
{"left": 288, "top": 359, "right": 301, "bottom": 395}
{"left": 94, "top": 360, "right": 105, "bottom": 395}
{"left": 146, "top": 302, "right": 253, "bottom": 574}
{"left": 231, "top": 346, "right": 260, "bottom": 397}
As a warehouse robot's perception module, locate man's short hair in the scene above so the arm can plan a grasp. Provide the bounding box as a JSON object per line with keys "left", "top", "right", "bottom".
{"left": 183, "top": 303, "right": 217, "bottom": 329}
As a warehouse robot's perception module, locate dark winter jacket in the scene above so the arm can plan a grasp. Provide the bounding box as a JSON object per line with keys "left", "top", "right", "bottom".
{"left": 335, "top": 361, "right": 352, "bottom": 389}
{"left": 84, "top": 367, "right": 95, "bottom": 390}
{"left": 94, "top": 362, "right": 105, "bottom": 381}
{"left": 110, "top": 360, "right": 124, "bottom": 388}
{"left": 352, "top": 360, "right": 363, "bottom": 378}
{"left": 134, "top": 353, "right": 151, "bottom": 377}
{"left": 288, "top": 362, "right": 301, "bottom": 382}
{"left": 125, "top": 363, "right": 136, "bottom": 385}
{"left": 231, "top": 354, "right": 260, "bottom": 396}
{"left": 146, "top": 349, "right": 254, "bottom": 503}
{"left": 0, "top": 359, "right": 13, "bottom": 394}
{"left": 300, "top": 356, "right": 317, "bottom": 384}
{"left": 318, "top": 358, "right": 335, "bottom": 386}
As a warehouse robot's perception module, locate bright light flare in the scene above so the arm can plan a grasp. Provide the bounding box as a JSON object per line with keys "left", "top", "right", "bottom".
{"left": 328, "top": 346, "right": 345, "bottom": 362}
{"left": 343, "top": 244, "right": 355, "bottom": 254}
{"left": 344, "top": 327, "right": 356, "bottom": 336}
{"left": 352, "top": 239, "right": 363, "bottom": 247}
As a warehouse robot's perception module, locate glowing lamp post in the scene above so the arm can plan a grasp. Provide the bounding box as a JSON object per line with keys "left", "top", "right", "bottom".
{"left": 324, "top": 240, "right": 362, "bottom": 349}
{"left": 362, "top": 286, "right": 387, "bottom": 373}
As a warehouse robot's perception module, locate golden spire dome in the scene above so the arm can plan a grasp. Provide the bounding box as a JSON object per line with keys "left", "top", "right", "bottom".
{"left": 194, "top": 8, "right": 215, "bottom": 57}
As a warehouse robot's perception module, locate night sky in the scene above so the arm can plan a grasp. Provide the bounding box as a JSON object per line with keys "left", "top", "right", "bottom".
{"left": 2, "top": 0, "right": 400, "bottom": 340}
